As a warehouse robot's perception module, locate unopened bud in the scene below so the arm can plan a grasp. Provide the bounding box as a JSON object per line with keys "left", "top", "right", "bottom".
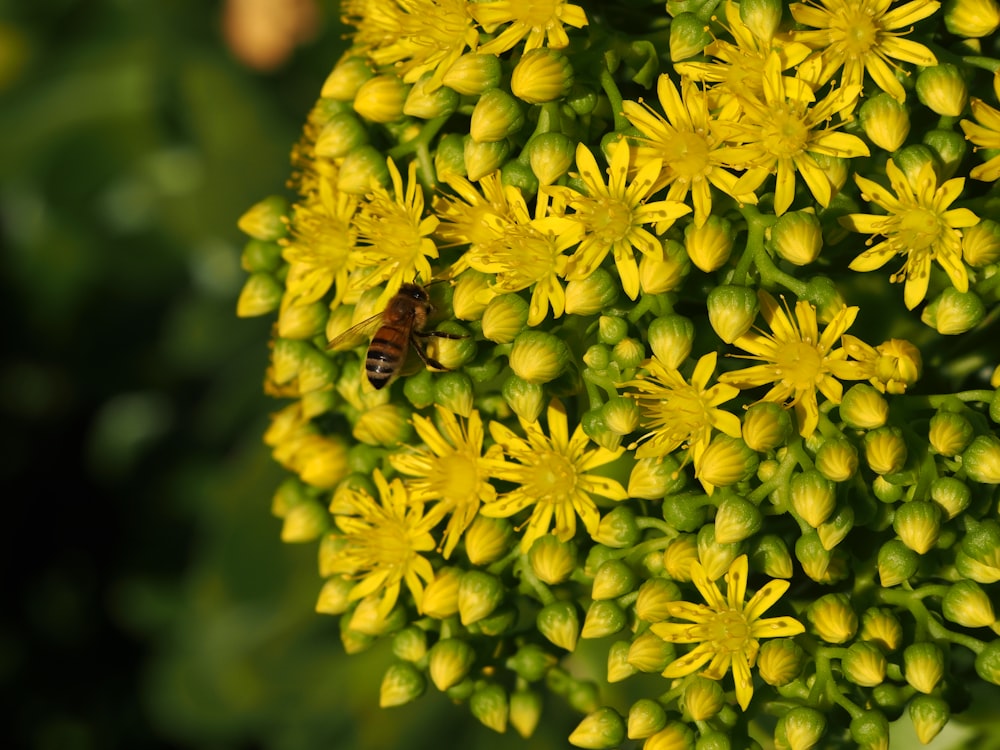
{"left": 566, "top": 268, "right": 621, "bottom": 315}
{"left": 639, "top": 239, "right": 691, "bottom": 294}
{"left": 582, "top": 600, "right": 628, "bottom": 639}
{"left": 607, "top": 639, "right": 637, "bottom": 683}
{"left": 707, "top": 285, "right": 759, "bottom": 343}
{"left": 509, "top": 688, "right": 543, "bottom": 738}
{"left": 860, "top": 607, "right": 903, "bottom": 652}
{"left": 904, "top": 642, "right": 945, "bottom": 694}
{"left": 507, "top": 643, "right": 557, "bottom": 682}
{"left": 237, "top": 272, "right": 282, "bottom": 317}
{"left": 923, "top": 287, "right": 986, "bottom": 335}
{"left": 441, "top": 53, "right": 502, "bottom": 95}
{"left": 858, "top": 93, "right": 910, "bottom": 153}
{"left": 942, "top": 579, "right": 996, "bottom": 627}
{"left": 929, "top": 411, "right": 974, "bottom": 456}
{"left": 815, "top": 438, "right": 859, "bottom": 482}
{"left": 429, "top": 638, "right": 475, "bottom": 691}
{"left": 771, "top": 209, "right": 824, "bottom": 266}
{"left": 975, "top": 639, "right": 1000, "bottom": 684}
{"left": 872, "top": 338, "right": 922, "bottom": 394}
{"left": 696, "top": 435, "right": 759, "bottom": 495}
{"left": 537, "top": 601, "right": 580, "bottom": 651}
{"left": 502, "top": 375, "right": 545, "bottom": 423}
{"left": 684, "top": 215, "right": 734, "bottom": 272}
{"left": 817, "top": 504, "right": 854, "bottom": 550}
{"left": 963, "top": 434, "right": 1000, "bottom": 484}
{"left": 791, "top": 470, "right": 837, "bottom": 527}
{"left": 697, "top": 524, "right": 743, "bottom": 580}
{"left": 629, "top": 455, "right": 687, "bottom": 499}
{"left": 878, "top": 539, "right": 919, "bottom": 587}
{"left": 776, "top": 706, "right": 826, "bottom": 750}
{"left": 849, "top": 710, "right": 890, "bottom": 750}
{"left": 864, "top": 426, "right": 907, "bottom": 475}
{"left": 380, "top": 662, "right": 425, "bottom": 707}
{"left": 808, "top": 593, "right": 858, "bottom": 643}
{"left": 635, "top": 577, "right": 682, "bottom": 623}
{"left": 648, "top": 315, "right": 694, "bottom": 369}
{"left": 471, "top": 88, "right": 524, "bottom": 143}
{"left": 238, "top": 195, "right": 289, "bottom": 241}
{"left": 512, "top": 48, "right": 574, "bottom": 103}
{"left": 322, "top": 57, "right": 373, "bottom": 100}
{"left": 594, "top": 505, "right": 641, "bottom": 548}
{"left": 893, "top": 501, "right": 941, "bottom": 554}
{"left": 929, "top": 476, "right": 971, "bottom": 520}
{"left": 628, "top": 631, "right": 675, "bottom": 672}
{"left": 962, "top": 218, "right": 1000, "bottom": 267}
{"left": 315, "top": 575, "right": 354, "bottom": 615}
{"left": 458, "top": 570, "right": 504, "bottom": 625}
{"left": 464, "top": 136, "right": 510, "bottom": 182}
{"left": 669, "top": 12, "right": 711, "bottom": 60}
{"left": 592, "top": 559, "right": 638, "bottom": 600}
{"left": 752, "top": 534, "right": 794, "bottom": 578}
{"left": 338, "top": 145, "right": 391, "bottom": 194}
{"left": 570, "top": 707, "right": 626, "bottom": 749}
{"left": 644, "top": 721, "right": 696, "bottom": 750}
{"left": 403, "top": 74, "right": 459, "bottom": 119}
{"left": 842, "top": 641, "right": 888, "bottom": 687}
{"left": 353, "top": 74, "right": 408, "bottom": 123}
{"left": 916, "top": 63, "right": 968, "bottom": 116}
{"left": 758, "top": 638, "right": 805, "bottom": 686}
{"left": 909, "top": 695, "right": 950, "bottom": 745}
{"left": 627, "top": 698, "right": 667, "bottom": 740}
{"left": 471, "top": 683, "right": 509, "bottom": 733}
{"left": 663, "top": 534, "right": 699, "bottom": 581}
{"left": 841, "top": 384, "right": 889, "bottom": 430}
{"left": 509, "top": 330, "right": 570, "bottom": 384}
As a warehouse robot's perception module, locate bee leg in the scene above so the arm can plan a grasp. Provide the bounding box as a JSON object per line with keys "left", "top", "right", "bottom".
{"left": 411, "top": 338, "right": 450, "bottom": 372}
{"left": 414, "top": 330, "right": 468, "bottom": 340}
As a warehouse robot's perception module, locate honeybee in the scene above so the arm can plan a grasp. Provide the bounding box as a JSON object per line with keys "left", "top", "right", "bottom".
{"left": 328, "top": 282, "right": 464, "bottom": 389}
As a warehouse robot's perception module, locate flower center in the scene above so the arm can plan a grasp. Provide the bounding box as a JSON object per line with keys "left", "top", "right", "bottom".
{"left": 664, "top": 130, "right": 711, "bottom": 179}
{"left": 432, "top": 453, "right": 480, "bottom": 504}
{"left": 707, "top": 609, "right": 752, "bottom": 653}
{"left": 590, "top": 198, "right": 634, "bottom": 244}
{"left": 529, "top": 451, "right": 577, "bottom": 503}
{"left": 761, "top": 108, "right": 809, "bottom": 158}
{"left": 775, "top": 339, "right": 824, "bottom": 388}
{"left": 368, "top": 520, "right": 415, "bottom": 573}
{"left": 896, "top": 207, "right": 942, "bottom": 251}
{"left": 832, "top": 5, "right": 879, "bottom": 57}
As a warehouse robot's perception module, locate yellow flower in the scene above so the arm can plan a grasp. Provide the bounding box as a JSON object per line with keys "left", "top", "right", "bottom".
{"left": 790, "top": 0, "right": 940, "bottom": 102}
{"left": 472, "top": 0, "right": 588, "bottom": 54}
{"left": 480, "top": 400, "right": 628, "bottom": 551}
{"left": 551, "top": 143, "right": 690, "bottom": 300}
{"left": 727, "top": 54, "right": 869, "bottom": 215}
{"left": 719, "top": 291, "right": 866, "bottom": 437}
{"left": 351, "top": 158, "right": 442, "bottom": 309}
{"left": 651, "top": 555, "right": 805, "bottom": 710}
{"left": 327, "top": 470, "right": 446, "bottom": 618}
{"left": 390, "top": 406, "right": 502, "bottom": 558}
{"left": 960, "top": 70, "right": 1000, "bottom": 182}
{"left": 622, "top": 352, "right": 743, "bottom": 468}
{"left": 840, "top": 159, "right": 980, "bottom": 309}
{"left": 623, "top": 75, "right": 756, "bottom": 226}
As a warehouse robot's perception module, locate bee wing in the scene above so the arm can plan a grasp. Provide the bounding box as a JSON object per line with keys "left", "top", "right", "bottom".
{"left": 327, "top": 311, "right": 384, "bottom": 351}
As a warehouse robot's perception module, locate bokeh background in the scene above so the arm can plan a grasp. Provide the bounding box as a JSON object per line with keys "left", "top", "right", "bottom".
{"left": 0, "top": 1, "right": 581, "bottom": 748}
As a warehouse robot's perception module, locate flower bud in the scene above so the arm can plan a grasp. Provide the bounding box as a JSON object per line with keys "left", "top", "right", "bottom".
{"left": 529, "top": 534, "right": 578, "bottom": 584}
{"left": 628, "top": 631, "right": 675, "bottom": 672}
{"left": 942, "top": 579, "right": 996, "bottom": 627}
{"left": 238, "top": 195, "right": 289, "bottom": 241}
{"left": 803, "top": 274, "right": 847, "bottom": 324}
{"left": 433, "top": 132, "right": 466, "bottom": 179}
{"left": 963, "top": 434, "right": 1000, "bottom": 483}
{"left": 795, "top": 531, "right": 834, "bottom": 583}
{"left": 403, "top": 74, "right": 459, "bottom": 119}
{"left": 601, "top": 397, "right": 640, "bottom": 439}
{"left": 380, "top": 662, "right": 425, "bottom": 707}
{"left": 740, "top": 402, "right": 792, "bottom": 453}
{"left": 697, "top": 524, "right": 743, "bottom": 580}
{"left": 502, "top": 160, "right": 542, "bottom": 200}
{"left": 922, "top": 287, "right": 986, "bottom": 335}
{"left": 277, "top": 299, "right": 327, "bottom": 340}
{"left": 860, "top": 607, "right": 903, "bottom": 652}
{"left": 339, "top": 617, "right": 375, "bottom": 655}
{"left": 512, "top": 48, "right": 574, "bottom": 103}
{"left": 592, "top": 559, "right": 638, "bottom": 600}
{"left": 390, "top": 627, "right": 428, "bottom": 664}
{"left": 352, "top": 403, "right": 411, "bottom": 447}
{"left": 814, "top": 438, "right": 858, "bottom": 482}
{"left": 442, "top": 53, "right": 503, "bottom": 95}
{"left": 464, "top": 136, "right": 510, "bottom": 181}
{"left": 707, "top": 285, "right": 759, "bottom": 343}
{"left": 471, "top": 88, "right": 524, "bottom": 143}
{"left": 713, "top": 494, "right": 763, "bottom": 544}
{"left": 528, "top": 132, "right": 576, "bottom": 186}
{"left": 849, "top": 710, "right": 890, "bottom": 750}
{"left": 338, "top": 145, "right": 391, "bottom": 194}
{"left": 237, "top": 272, "right": 283, "bottom": 317}
{"left": 663, "top": 534, "right": 698, "bottom": 581}
{"left": 908, "top": 695, "right": 950, "bottom": 745}
{"left": 509, "top": 330, "right": 570, "bottom": 384}
{"left": 791, "top": 469, "right": 837, "bottom": 528}
{"left": 893, "top": 501, "right": 941, "bottom": 554}
{"left": 928, "top": 411, "right": 974, "bottom": 456}
{"left": 582, "top": 600, "right": 628, "bottom": 639}
{"left": 776, "top": 706, "right": 826, "bottom": 750}
{"left": 959, "top": 519, "right": 1000, "bottom": 583}
{"left": 463, "top": 515, "right": 512, "bottom": 566}
{"left": 607, "top": 639, "right": 637, "bottom": 683}
{"left": 904, "top": 642, "right": 945, "bottom": 694}
{"left": 684, "top": 215, "right": 734, "bottom": 272}
{"left": 872, "top": 474, "right": 904, "bottom": 503}
{"left": 817, "top": 504, "right": 854, "bottom": 550}
{"left": 509, "top": 688, "right": 543, "bottom": 738}
{"left": 507, "top": 643, "right": 557, "bottom": 682}
{"left": 752, "top": 534, "right": 794, "bottom": 578}
{"left": 961, "top": 218, "right": 1000, "bottom": 267}
{"left": 871, "top": 338, "right": 922, "bottom": 394}
{"left": 644, "top": 722, "right": 696, "bottom": 750}
{"left": 758, "top": 638, "right": 805, "bottom": 686}
{"left": 878, "top": 538, "right": 919, "bottom": 587}
{"left": 808, "top": 593, "right": 858, "bottom": 644}
{"left": 612, "top": 337, "right": 645, "bottom": 370}
{"left": 570, "top": 707, "right": 626, "bottom": 749}
{"left": 635, "top": 577, "right": 682, "bottom": 623}
{"left": 429, "top": 638, "right": 475, "bottom": 690}
{"left": 679, "top": 676, "right": 723, "bottom": 721}
{"left": 353, "top": 74, "right": 408, "bottom": 123}
{"left": 627, "top": 698, "right": 667, "bottom": 740}
{"left": 740, "top": 0, "right": 783, "bottom": 39}
{"left": 598, "top": 315, "right": 629, "bottom": 345}
{"left": 842, "top": 641, "right": 887, "bottom": 687}
{"left": 929, "top": 476, "right": 971, "bottom": 521}
{"left": 433, "top": 371, "right": 473, "bottom": 417}
{"left": 916, "top": 63, "right": 968, "bottom": 116}
{"left": 322, "top": 57, "right": 373, "bottom": 100}
{"left": 502, "top": 375, "right": 545, "bottom": 423}
{"left": 647, "top": 315, "right": 694, "bottom": 369}
{"left": 944, "top": 0, "right": 1000, "bottom": 35}
{"left": 566, "top": 268, "right": 621, "bottom": 315}
{"left": 315, "top": 575, "right": 354, "bottom": 615}
{"left": 923, "top": 128, "right": 967, "bottom": 180}
{"left": 471, "top": 683, "right": 509, "bottom": 733}
{"left": 629, "top": 455, "right": 687, "bottom": 499}
{"left": 458, "top": 570, "right": 504, "bottom": 625}
{"left": 696, "top": 435, "right": 758, "bottom": 495}
{"left": 975, "top": 639, "right": 1000, "bottom": 684}
{"left": 858, "top": 93, "right": 910, "bottom": 153}
{"left": 314, "top": 111, "right": 369, "bottom": 159}
{"left": 841, "top": 384, "right": 889, "bottom": 429}
{"left": 640, "top": 239, "right": 691, "bottom": 294}
{"left": 481, "top": 293, "right": 529, "bottom": 344}
{"left": 771, "top": 209, "right": 824, "bottom": 266}
{"left": 537, "top": 601, "right": 580, "bottom": 651}
{"left": 864, "top": 426, "right": 907, "bottom": 475}
{"left": 566, "top": 679, "right": 600, "bottom": 714}
{"left": 669, "top": 12, "right": 711, "bottom": 60}
{"left": 892, "top": 145, "right": 937, "bottom": 185}
{"left": 594, "top": 505, "right": 641, "bottom": 548}
{"left": 582, "top": 409, "right": 621, "bottom": 451}
{"left": 281, "top": 498, "right": 329, "bottom": 542}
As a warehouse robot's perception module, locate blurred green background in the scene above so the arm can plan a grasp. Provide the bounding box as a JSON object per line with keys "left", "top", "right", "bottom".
{"left": 0, "top": 1, "right": 580, "bottom": 748}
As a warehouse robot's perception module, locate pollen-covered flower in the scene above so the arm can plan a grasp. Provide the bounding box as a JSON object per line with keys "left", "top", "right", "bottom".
{"left": 790, "top": 0, "right": 940, "bottom": 102}
{"left": 390, "top": 406, "right": 501, "bottom": 558}
{"left": 551, "top": 143, "right": 690, "bottom": 300}
{"left": 472, "top": 0, "right": 588, "bottom": 54}
{"left": 623, "top": 75, "right": 757, "bottom": 226}
{"left": 327, "top": 470, "right": 447, "bottom": 618}
{"left": 840, "top": 158, "right": 980, "bottom": 309}
{"left": 480, "top": 400, "right": 628, "bottom": 551}
{"left": 622, "top": 352, "right": 743, "bottom": 469}
{"left": 651, "top": 555, "right": 805, "bottom": 710}
{"left": 719, "top": 291, "right": 866, "bottom": 437}
{"left": 960, "top": 70, "right": 1000, "bottom": 182}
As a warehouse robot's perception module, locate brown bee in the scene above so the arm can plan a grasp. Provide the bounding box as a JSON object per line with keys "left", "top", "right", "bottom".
{"left": 328, "top": 282, "right": 464, "bottom": 389}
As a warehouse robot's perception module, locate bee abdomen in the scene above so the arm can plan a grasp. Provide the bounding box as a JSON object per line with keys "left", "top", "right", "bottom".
{"left": 365, "top": 334, "right": 405, "bottom": 388}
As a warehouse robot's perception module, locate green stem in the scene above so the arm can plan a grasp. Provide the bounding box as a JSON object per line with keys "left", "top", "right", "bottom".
{"left": 517, "top": 553, "right": 556, "bottom": 606}
{"left": 599, "top": 67, "right": 630, "bottom": 132}
{"left": 732, "top": 206, "right": 774, "bottom": 285}
{"left": 962, "top": 55, "right": 1000, "bottom": 73}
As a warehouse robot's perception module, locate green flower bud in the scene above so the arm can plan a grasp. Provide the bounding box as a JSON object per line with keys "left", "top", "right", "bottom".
{"left": 403, "top": 74, "right": 459, "bottom": 120}
{"left": 841, "top": 383, "right": 889, "bottom": 429}
{"left": 529, "top": 534, "right": 577, "bottom": 585}
{"left": 791, "top": 469, "right": 837, "bottom": 528}
{"left": 808, "top": 593, "right": 858, "bottom": 644}
{"left": 281, "top": 498, "right": 329, "bottom": 542}
{"left": 740, "top": 403, "right": 791, "bottom": 453}
{"left": 464, "top": 515, "right": 512, "bottom": 566}
{"left": 353, "top": 74, "right": 408, "bottom": 123}
{"left": 322, "top": 57, "right": 373, "bottom": 100}
{"left": 893, "top": 500, "right": 941, "bottom": 554}
{"left": 612, "top": 337, "right": 645, "bottom": 370}
{"left": 433, "top": 371, "right": 473, "bottom": 417}
{"left": 740, "top": 0, "right": 783, "bottom": 38}
{"left": 771, "top": 209, "right": 824, "bottom": 266}
{"left": 464, "top": 136, "right": 510, "bottom": 181}
{"left": 352, "top": 403, "right": 411, "bottom": 447}
{"left": 850, "top": 710, "right": 889, "bottom": 750}
{"left": 314, "top": 111, "right": 369, "bottom": 158}
{"left": 713, "top": 494, "right": 763, "bottom": 544}
{"left": 776, "top": 706, "right": 826, "bottom": 750}
{"left": 419, "top": 567, "right": 462, "bottom": 619}
{"left": 960, "top": 519, "right": 1000, "bottom": 582}
{"left": 471, "top": 88, "right": 524, "bottom": 143}
{"left": 481, "top": 293, "right": 529, "bottom": 344}
{"left": 502, "top": 374, "right": 545, "bottom": 423}
{"left": 864, "top": 426, "right": 907, "bottom": 475}
{"left": 537, "top": 601, "right": 580, "bottom": 651}
{"left": 752, "top": 534, "right": 794, "bottom": 579}
{"left": 878, "top": 538, "right": 919, "bottom": 587}
{"left": 597, "top": 315, "right": 628, "bottom": 346}
{"left": 697, "top": 435, "right": 759, "bottom": 495}
{"left": 993, "top": 387, "right": 1000, "bottom": 422}
{"left": 570, "top": 707, "right": 626, "bottom": 750}
{"left": 441, "top": 53, "right": 502, "bottom": 95}
{"left": 872, "top": 682, "right": 908, "bottom": 722}
{"left": 803, "top": 274, "right": 847, "bottom": 324}
{"left": 507, "top": 643, "right": 557, "bottom": 682}
{"left": 860, "top": 607, "right": 903, "bottom": 652}
{"left": 963, "top": 434, "right": 1000, "bottom": 483}
{"left": 501, "top": 159, "right": 539, "bottom": 198}
{"left": 471, "top": 683, "right": 508, "bottom": 733}
{"left": 644, "top": 721, "right": 696, "bottom": 750}
{"left": 707, "top": 285, "right": 759, "bottom": 343}
{"left": 590, "top": 508, "right": 638, "bottom": 551}
{"left": 602, "top": 396, "right": 641, "bottom": 438}
{"left": 391, "top": 626, "right": 428, "bottom": 663}
{"left": 627, "top": 698, "right": 667, "bottom": 740}
{"left": 928, "top": 411, "right": 974, "bottom": 456}
{"left": 758, "top": 638, "right": 805, "bottom": 686}
{"left": 445, "top": 678, "right": 474, "bottom": 701}
{"left": 629, "top": 455, "right": 687, "bottom": 499}
{"left": 872, "top": 474, "right": 904, "bottom": 503}
{"left": 975, "top": 639, "right": 1000, "bottom": 684}
{"left": 908, "top": 695, "right": 950, "bottom": 745}
{"left": 434, "top": 132, "right": 466, "bottom": 179}
{"left": 684, "top": 215, "right": 734, "bottom": 273}
{"left": 449, "top": 270, "right": 491, "bottom": 322}
{"left": 509, "top": 330, "right": 570, "bottom": 384}
{"left": 916, "top": 63, "right": 968, "bottom": 116}
{"left": 813, "top": 438, "right": 858, "bottom": 482}
{"left": 945, "top": 0, "right": 1000, "bottom": 35}
{"left": 508, "top": 689, "right": 542, "bottom": 738}
{"left": 663, "top": 533, "right": 699, "bottom": 581}
{"left": 640, "top": 239, "right": 691, "bottom": 294}
{"left": 380, "top": 662, "right": 425, "bottom": 707}
{"left": 635, "top": 577, "right": 682, "bottom": 623}
{"left": 817, "top": 504, "right": 854, "bottom": 550}
{"left": 669, "top": 12, "right": 711, "bottom": 60}
{"left": 582, "top": 600, "right": 628, "bottom": 639}
{"left": 315, "top": 575, "right": 354, "bottom": 615}
{"left": 566, "top": 268, "right": 621, "bottom": 315}
{"left": 527, "top": 131, "right": 575, "bottom": 186}
{"left": 961, "top": 218, "right": 1000, "bottom": 267}
{"left": 277, "top": 300, "right": 327, "bottom": 340}
{"left": 923, "top": 128, "right": 967, "bottom": 180}
{"left": 582, "top": 409, "right": 621, "bottom": 451}
{"left": 842, "top": 641, "right": 887, "bottom": 687}
{"left": 337, "top": 145, "right": 390, "bottom": 194}
{"left": 607, "top": 639, "right": 637, "bottom": 682}
{"left": 592, "top": 559, "right": 638, "bottom": 600}
{"left": 458, "top": 570, "right": 504, "bottom": 625}
{"left": 241, "top": 238, "right": 282, "bottom": 274}
{"left": 428, "top": 638, "right": 475, "bottom": 691}
{"left": 628, "top": 631, "right": 675, "bottom": 672}
{"left": 239, "top": 195, "right": 289, "bottom": 243}
{"left": 682, "top": 676, "right": 723, "bottom": 721}
{"left": 511, "top": 48, "right": 574, "bottom": 103}
{"left": 583, "top": 344, "right": 611, "bottom": 372}
{"left": 922, "top": 287, "right": 986, "bottom": 335}
{"left": 904, "top": 642, "right": 945, "bottom": 694}
{"left": 942, "top": 579, "right": 996, "bottom": 627}
{"left": 339, "top": 617, "right": 375, "bottom": 655}
{"left": 697, "top": 524, "right": 743, "bottom": 580}
{"left": 795, "top": 531, "right": 834, "bottom": 583}
{"left": 237, "top": 272, "right": 283, "bottom": 317}
{"left": 648, "top": 315, "right": 694, "bottom": 370}
{"left": 858, "top": 93, "right": 910, "bottom": 152}
{"left": 892, "top": 144, "right": 938, "bottom": 185}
